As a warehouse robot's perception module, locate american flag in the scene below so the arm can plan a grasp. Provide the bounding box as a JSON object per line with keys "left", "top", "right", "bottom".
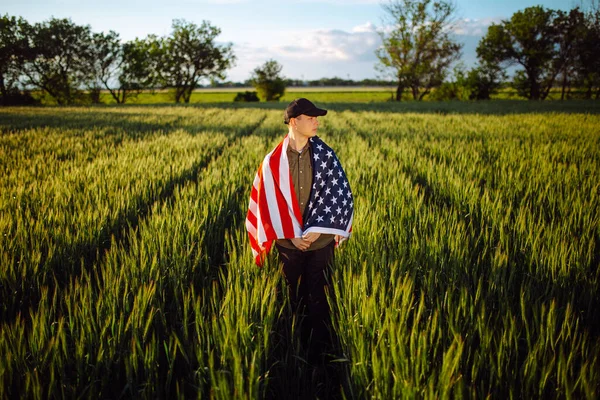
{"left": 246, "top": 135, "right": 353, "bottom": 266}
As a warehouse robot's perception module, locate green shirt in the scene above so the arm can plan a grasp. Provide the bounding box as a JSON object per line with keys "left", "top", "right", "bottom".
{"left": 276, "top": 142, "right": 335, "bottom": 251}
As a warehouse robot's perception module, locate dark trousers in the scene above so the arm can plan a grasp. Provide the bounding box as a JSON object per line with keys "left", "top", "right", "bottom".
{"left": 276, "top": 240, "right": 336, "bottom": 361}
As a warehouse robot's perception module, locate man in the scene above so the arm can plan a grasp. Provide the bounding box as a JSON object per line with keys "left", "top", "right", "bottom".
{"left": 245, "top": 98, "right": 354, "bottom": 361}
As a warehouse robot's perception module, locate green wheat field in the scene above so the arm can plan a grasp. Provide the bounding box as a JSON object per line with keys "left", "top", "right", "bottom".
{"left": 1, "top": 101, "right": 599, "bottom": 399}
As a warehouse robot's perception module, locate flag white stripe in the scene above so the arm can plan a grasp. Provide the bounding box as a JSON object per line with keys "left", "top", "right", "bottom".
{"left": 261, "top": 154, "right": 284, "bottom": 238}
{"left": 245, "top": 215, "right": 257, "bottom": 239}
{"left": 249, "top": 198, "right": 258, "bottom": 216}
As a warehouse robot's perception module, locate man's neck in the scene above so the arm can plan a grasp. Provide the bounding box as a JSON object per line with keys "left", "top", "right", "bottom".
{"left": 288, "top": 131, "right": 309, "bottom": 152}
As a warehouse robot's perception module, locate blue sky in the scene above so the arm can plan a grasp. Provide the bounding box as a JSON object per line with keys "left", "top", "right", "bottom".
{"left": 4, "top": 0, "right": 576, "bottom": 82}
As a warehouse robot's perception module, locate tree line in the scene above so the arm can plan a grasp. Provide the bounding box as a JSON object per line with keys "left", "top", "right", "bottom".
{"left": 377, "top": 0, "right": 600, "bottom": 101}
{"left": 1, "top": 0, "right": 600, "bottom": 105}
{"left": 0, "top": 17, "right": 234, "bottom": 105}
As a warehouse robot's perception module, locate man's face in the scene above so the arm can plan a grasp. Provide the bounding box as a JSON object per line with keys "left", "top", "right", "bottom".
{"left": 292, "top": 114, "right": 319, "bottom": 137}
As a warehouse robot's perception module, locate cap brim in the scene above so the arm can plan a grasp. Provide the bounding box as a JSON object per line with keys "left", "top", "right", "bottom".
{"left": 304, "top": 108, "right": 327, "bottom": 117}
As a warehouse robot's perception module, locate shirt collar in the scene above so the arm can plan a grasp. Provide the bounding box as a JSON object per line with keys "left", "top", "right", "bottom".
{"left": 287, "top": 141, "right": 310, "bottom": 155}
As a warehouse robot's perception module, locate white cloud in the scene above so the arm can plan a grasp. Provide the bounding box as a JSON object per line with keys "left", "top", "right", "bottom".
{"left": 296, "top": 0, "right": 382, "bottom": 3}
{"left": 225, "top": 23, "right": 382, "bottom": 81}
{"left": 224, "top": 17, "right": 502, "bottom": 81}
{"left": 451, "top": 17, "right": 502, "bottom": 36}
{"left": 199, "top": 0, "right": 382, "bottom": 3}
{"left": 273, "top": 25, "right": 380, "bottom": 62}
{"left": 199, "top": 0, "right": 249, "bottom": 3}
{"left": 352, "top": 21, "right": 377, "bottom": 33}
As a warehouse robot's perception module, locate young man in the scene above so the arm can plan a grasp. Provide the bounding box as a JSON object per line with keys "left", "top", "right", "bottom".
{"left": 246, "top": 98, "right": 354, "bottom": 360}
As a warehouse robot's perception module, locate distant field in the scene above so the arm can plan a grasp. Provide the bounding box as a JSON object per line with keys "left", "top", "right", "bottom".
{"left": 98, "top": 88, "right": 396, "bottom": 104}
{"left": 27, "top": 86, "right": 592, "bottom": 105}
{"left": 1, "top": 101, "right": 599, "bottom": 398}
{"left": 190, "top": 86, "right": 396, "bottom": 92}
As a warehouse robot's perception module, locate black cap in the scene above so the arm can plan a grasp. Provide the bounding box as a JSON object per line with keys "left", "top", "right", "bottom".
{"left": 284, "top": 98, "right": 327, "bottom": 124}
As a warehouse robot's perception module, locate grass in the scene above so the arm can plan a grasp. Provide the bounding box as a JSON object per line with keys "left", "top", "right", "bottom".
{"left": 0, "top": 101, "right": 599, "bottom": 398}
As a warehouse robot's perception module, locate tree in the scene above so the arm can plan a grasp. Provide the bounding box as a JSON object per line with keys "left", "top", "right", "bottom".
{"left": 21, "top": 18, "right": 93, "bottom": 105}
{"left": 465, "top": 63, "right": 505, "bottom": 100}
{"left": 575, "top": 1, "right": 600, "bottom": 99}
{"left": 477, "top": 6, "right": 562, "bottom": 101}
{"left": 84, "top": 30, "right": 122, "bottom": 103}
{"left": 428, "top": 64, "right": 470, "bottom": 100}
{"left": 158, "top": 19, "right": 235, "bottom": 103}
{"left": 376, "top": 0, "right": 462, "bottom": 101}
{"left": 118, "top": 37, "right": 162, "bottom": 103}
{"left": 250, "top": 59, "right": 285, "bottom": 101}
{"left": 552, "top": 9, "right": 587, "bottom": 100}
{"left": 0, "top": 15, "right": 31, "bottom": 103}
{"left": 85, "top": 32, "right": 160, "bottom": 104}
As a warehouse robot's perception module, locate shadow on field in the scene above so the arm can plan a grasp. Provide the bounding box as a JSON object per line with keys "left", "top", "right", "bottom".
{"left": 397, "top": 149, "right": 600, "bottom": 335}
{"left": 1, "top": 101, "right": 598, "bottom": 132}
{"left": 397, "top": 160, "right": 600, "bottom": 398}
{"left": 263, "top": 279, "right": 352, "bottom": 400}
{"left": 0, "top": 107, "right": 252, "bottom": 138}
{"left": 0, "top": 115, "right": 267, "bottom": 325}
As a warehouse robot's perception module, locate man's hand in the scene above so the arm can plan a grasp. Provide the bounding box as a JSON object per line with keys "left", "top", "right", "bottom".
{"left": 291, "top": 233, "right": 321, "bottom": 251}
{"left": 291, "top": 237, "right": 311, "bottom": 251}
{"left": 302, "top": 232, "right": 321, "bottom": 243}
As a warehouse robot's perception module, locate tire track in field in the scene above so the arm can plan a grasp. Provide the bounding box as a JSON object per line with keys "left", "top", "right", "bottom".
{"left": 335, "top": 117, "right": 600, "bottom": 396}
{"left": 0, "top": 116, "right": 274, "bottom": 399}
{"left": 345, "top": 116, "right": 599, "bottom": 337}
{"left": 0, "top": 114, "right": 267, "bottom": 325}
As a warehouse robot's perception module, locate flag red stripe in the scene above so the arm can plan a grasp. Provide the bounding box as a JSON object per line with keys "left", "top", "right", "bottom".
{"left": 246, "top": 208, "right": 257, "bottom": 228}
{"left": 257, "top": 165, "right": 276, "bottom": 240}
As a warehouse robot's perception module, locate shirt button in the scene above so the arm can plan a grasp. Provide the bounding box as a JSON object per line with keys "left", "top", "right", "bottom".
{"left": 300, "top": 170, "right": 303, "bottom": 174}
{"left": 300, "top": 186, "right": 303, "bottom": 189}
